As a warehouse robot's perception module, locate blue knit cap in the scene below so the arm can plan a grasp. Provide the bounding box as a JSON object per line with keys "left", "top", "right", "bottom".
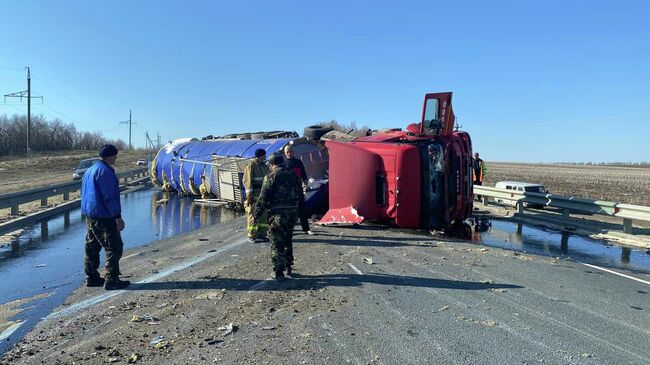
{"left": 98, "top": 144, "right": 118, "bottom": 158}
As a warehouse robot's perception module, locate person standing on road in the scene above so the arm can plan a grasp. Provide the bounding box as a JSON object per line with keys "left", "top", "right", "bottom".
{"left": 81, "top": 144, "right": 130, "bottom": 290}
{"left": 243, "top": 148, "right": 270, "bottom": 243}
{"left": 254, "top": 153, "right": 306, "bottom": 281}
{"left": 283, "top": 144, "right": 313, "bottom": 235}
{"left": 472, "top": 152, "right": 486, "bottom": 201}
{"left": 472, "top": 152, "right": 486, "bottom": 186}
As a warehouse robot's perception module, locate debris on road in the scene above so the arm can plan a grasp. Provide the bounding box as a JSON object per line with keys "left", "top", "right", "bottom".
{"left": 193, "top": 291, "right": 225, "bottom": 300}
{"left": 34, "top": 264, "right": 46, "bottom": 268}
{"left": 128, "top": 353, "right": 139, "bottom": 363}
{"left": 437, "top": 305, "right": 450, "bottom": 312}
{"left": 480, "top": 321, "right": 498, "bottom": 327}
{"left": 362, "top": 257, "right": 374, "bottom": 265}
{"left": 262, "top": 326, "right": 276, "bottom": 331}
{"left": 149, "top": 335, "right": 164, "bottom": 345}
{"left": 217, "top": 322, "right": 237, "bottom": 336}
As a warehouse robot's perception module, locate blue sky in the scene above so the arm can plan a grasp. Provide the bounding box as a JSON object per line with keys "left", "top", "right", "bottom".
{"left": 1, "top": 0, "right": 648, "bottom": 162}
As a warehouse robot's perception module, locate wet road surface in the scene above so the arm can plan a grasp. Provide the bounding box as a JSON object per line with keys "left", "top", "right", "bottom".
{"left": 0, "top": 189, "right": 239, "bottom": 353}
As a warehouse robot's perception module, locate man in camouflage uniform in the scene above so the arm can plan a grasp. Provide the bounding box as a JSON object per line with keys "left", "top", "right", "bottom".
{"left": 243, "top": 149, "right": 270, "bottom": 243}
{"left": 254, "top": 153, "right": 305, "bottom": 280}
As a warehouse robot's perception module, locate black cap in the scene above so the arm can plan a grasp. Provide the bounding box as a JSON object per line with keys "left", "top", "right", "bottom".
{"left": 98, "top": 144, "right": 118, "bottom": 158}
{"left": 254, "top": 148, "right": 266, "bottom": 158}
{"left": 268, "top": 152, "right": 285, "bottom": 166}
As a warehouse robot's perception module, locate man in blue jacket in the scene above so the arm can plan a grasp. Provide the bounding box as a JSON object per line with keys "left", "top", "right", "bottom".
{"left": 81, "top": 144, "right": 130, "bottom": 290}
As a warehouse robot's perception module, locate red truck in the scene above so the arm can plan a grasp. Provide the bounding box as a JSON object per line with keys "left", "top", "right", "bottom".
{"left": 320, "top": 92, "right": 473, "bottom": 230}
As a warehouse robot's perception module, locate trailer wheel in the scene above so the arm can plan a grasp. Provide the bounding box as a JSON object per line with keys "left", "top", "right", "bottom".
{"left": 304, "top": 125, "right": 334, "bottom": 140}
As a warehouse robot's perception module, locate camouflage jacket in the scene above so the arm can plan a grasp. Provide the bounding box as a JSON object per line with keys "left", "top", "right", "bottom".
{"left": 253, "top": 167, "right": 305, "bottom": 218}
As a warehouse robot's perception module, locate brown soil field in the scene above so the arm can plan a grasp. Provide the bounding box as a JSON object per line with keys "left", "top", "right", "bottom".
{"left": 484, "top": 162, "right": 650, "bottom": 206}
{"left": 0, "top": 150, "right": 149, "bottom": 195}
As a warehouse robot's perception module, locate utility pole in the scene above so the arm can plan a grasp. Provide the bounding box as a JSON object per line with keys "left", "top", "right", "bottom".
{"left": 120, "top": 109, "right": 135, "bottom": 150}
{"left": 156, "top": 132, "right": 161, "bottom": 149}
{"left": 4, "top": 67, "right": 43, "bottom": 156}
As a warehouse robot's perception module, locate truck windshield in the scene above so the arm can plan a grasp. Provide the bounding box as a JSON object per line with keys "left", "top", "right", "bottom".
{"left": 524, "top": 186, "right": 545, "bottom": 193}
{"left": 422, "top": 98, "right": 440, "bottom": 133}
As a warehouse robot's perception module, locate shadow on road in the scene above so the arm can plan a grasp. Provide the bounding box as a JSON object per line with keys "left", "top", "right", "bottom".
{"left": 294, "top": 234, "right": 434, "bottom": 247}
{"left": 126, "top": 273, "right": 523, "bottom": 292}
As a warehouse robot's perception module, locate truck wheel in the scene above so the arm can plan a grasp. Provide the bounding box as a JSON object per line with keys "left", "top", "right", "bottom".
{"left": 304, "top": 125, "right": 334, "bottom": 140}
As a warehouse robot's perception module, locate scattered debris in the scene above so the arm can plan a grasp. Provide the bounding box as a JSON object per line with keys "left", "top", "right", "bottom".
{"left": 154, "top": 340, "right": 169, "bottom": 349}
{"left": 581, "top": 353, "right": 593, "bottom": 358}
{"left": 437, "top": 305, "right": 450, "bottom": 312}
{"left": 362, "top": 257, "right": 374, "bottom": 265}
{"left": 194, "top": 291, "right": 225, "bottom": 300}
{"left": 480, "top": 321, "right": 498, "bottom": 327}
{"left": 149, "top": 335, "right": 164, "bottom": 345}
{"left": 479, "top": 248, "right": 489, "bottom": 252}
{"left": 262, "top": 326, "right": 276, "bottom": 331}
{"left": 107, "top": 348, "right": 121, "bottom": 357}
{"left": 490, "top": 289, "right": 507, "bottom": 293}
{"left": 128, "top": 353, "right": 139, "bottom": 363}
{"left": 131, "top": 314, "right": 158, "bottom": 323}
{"left": 205, "top": 338, "right": 223, "bottom": 345}
{"left": 34, "top": 264, "right": 46, "bottom": 268}
{"left": 217, "top": 322, "right": 237, "bottom": 336}
{"left": 108, "top": 357, "right": 119, "bottom": 363}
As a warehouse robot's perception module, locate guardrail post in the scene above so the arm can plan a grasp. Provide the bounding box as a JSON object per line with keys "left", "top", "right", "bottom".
{"left": 563, "top": 209, "right": 571, "bottom": 219}
{"left": 41, "top": 197, "right": 48, "bottom": 207}
{"left": 516, "top": 201, "right": 524, "bottom": 213}
{"left": 122, "top": 177, "right": 128, "bottom": 184}
{"left": 63, "top": 192, "right": 70, "bottom": 201}
{"left": 623, "top": 218, "right": 633, "bottom": 234}
{"left": 11, "top": 205, "right": 19, "bottom": 216}
{"left": 481, "top": 196, "right": 488, "bottom": 206}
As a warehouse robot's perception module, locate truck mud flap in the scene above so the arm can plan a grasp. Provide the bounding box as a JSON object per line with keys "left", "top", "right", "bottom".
{"left": 317, "top": 206, "right": 364, "bottom": 225}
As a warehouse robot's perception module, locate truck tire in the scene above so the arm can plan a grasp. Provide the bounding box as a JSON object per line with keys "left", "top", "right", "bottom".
{"left": 304, "top": 125, "right": 334, "bottom": 140}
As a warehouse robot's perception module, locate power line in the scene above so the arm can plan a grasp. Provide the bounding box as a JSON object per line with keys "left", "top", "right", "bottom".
{"left": 120, "top": 109, "right": 136, "bottom": 149}
{"left": 3, "top": 67, "right": 43, "bottom": 156}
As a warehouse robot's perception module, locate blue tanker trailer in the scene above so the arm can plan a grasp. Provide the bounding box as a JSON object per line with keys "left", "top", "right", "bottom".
{"left": 150, "top": 133, "right": 329, "bottom": 214}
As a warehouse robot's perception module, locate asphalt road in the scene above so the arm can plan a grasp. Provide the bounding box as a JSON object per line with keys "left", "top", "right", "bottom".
{"left": 2, "top": 217, "right": 649, "bottom": 364}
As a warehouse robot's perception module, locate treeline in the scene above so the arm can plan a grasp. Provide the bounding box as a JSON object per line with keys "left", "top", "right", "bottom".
{"left": 0, "top": 114, "right": 127, "bottom": 155}
{"left": 318, "top": 120, "right": 371, "bottom": 137}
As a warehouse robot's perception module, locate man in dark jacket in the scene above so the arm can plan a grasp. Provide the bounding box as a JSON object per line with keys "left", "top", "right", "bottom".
{"left": 254, "top": 153, "right": 305, "bottom": 281}
{"left": 283, "top": 144, "right": 313, "bottom": 235}
{"left": 81, "top": 144, "right": 130, "bottom": 290}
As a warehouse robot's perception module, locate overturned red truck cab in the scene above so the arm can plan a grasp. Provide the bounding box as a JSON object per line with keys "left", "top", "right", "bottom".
{"left": 320, "top": 92, "right": 473, "bottom": 229}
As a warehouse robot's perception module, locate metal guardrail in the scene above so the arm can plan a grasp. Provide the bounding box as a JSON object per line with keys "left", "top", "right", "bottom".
{"left": 474, "top": 186, "right": 650, "bottom": 234}
{"left": 0, "top": 167, "right": 148, "bottom": 215}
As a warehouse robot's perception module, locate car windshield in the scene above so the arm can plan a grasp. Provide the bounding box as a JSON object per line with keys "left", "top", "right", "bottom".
{"left": 78, "top": 159, "right": 98, "bottom": 169}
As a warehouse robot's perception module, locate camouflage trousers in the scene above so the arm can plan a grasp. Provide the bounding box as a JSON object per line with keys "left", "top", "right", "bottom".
{"left": 268, "top": 210, "right": 298, "bottom": 272}
{"left": 245, "top": 202, "right": 268, "bottom": 239}
{"left": 84, "top": 218, "right": 124, "bottom": 282}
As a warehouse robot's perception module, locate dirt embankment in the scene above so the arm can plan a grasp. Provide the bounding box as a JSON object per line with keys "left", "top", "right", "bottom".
{"left": 0, "top": 150, "right": 148, "bottom": 195}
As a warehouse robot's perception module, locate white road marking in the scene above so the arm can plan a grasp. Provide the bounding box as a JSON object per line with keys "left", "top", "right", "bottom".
{"left": 583, "top": 263, "right": 650, "bottom": 286}
{"left": 46, "top": 236, "right": 248, "bottom": 320}
{"left": 0, "top": 321, "right": 25, "bottom": 342}
{"left": 347, "top": 263, "right": 363, "bottom": 275}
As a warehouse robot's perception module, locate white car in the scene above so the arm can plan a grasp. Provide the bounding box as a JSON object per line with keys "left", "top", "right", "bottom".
{"left": 494, "top": 181, "right": 548, "bottom": 209}
{"left": 136, "top": 159, "right": 147, "bottom": 166}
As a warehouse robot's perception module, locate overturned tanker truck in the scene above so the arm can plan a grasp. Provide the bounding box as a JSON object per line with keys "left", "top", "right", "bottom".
{"left": 320, "top": 92, "right": 473, "bottom": 229}
{"left": 151, "top": 91, "right": 473, "bottom": 230}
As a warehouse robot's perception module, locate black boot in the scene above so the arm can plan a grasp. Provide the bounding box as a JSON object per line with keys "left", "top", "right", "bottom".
{"left": 271, "top": 270, "right": 285, "bottom": 281}
{"left": 104, "top": 279, "right": 131, "bottom": 290}
{"left": 85, "top": 276, "right": 105, "bottom": 287}
{"left": 285, "top": 266, "right": 292, "bottom": 278}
